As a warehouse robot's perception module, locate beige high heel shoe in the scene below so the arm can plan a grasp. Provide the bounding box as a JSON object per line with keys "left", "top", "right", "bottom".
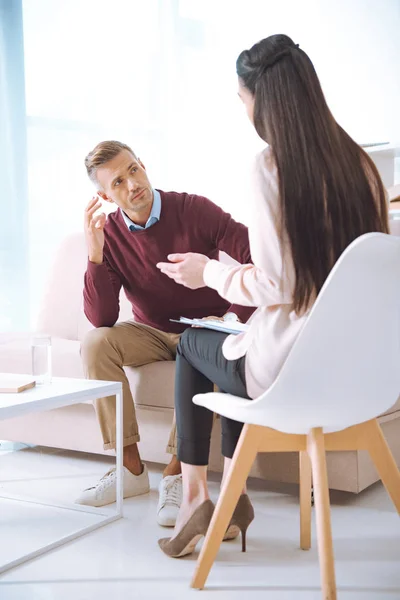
{"left": 158, "top": 499, "right": 215, "bottom": 558}
{"left": 223, "top": 493, "right": 254, "bottom": 552}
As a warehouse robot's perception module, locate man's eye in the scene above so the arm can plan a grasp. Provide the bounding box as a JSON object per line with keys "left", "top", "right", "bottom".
{"left": 115, "top": 179, "right": 122, "bottom": 187}
{"left": 131, "top": 167, "right": 138, "bottom": 174}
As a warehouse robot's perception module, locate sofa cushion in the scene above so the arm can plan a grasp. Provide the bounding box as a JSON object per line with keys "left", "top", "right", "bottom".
{"left": 36, "top": 233, "right": 88, "bottom": 341}
{"left": 35, "top": 232, "right": 134, "bottom": 342}
{"left": 125, "top": 361, "right": 175, "bottom": 410}
{"left": 0, "top": 335, "right": 84, "bottom": 379}
{"left": 382, "top": 394, "right": 400, "bottom": 417}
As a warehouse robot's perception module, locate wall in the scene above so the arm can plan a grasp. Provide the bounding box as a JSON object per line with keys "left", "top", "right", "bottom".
{"left": 6, "top": 0, "right": 400, "bottom": 329}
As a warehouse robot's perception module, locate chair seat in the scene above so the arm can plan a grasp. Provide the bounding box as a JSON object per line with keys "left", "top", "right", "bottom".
{"left": 194, "top": 391, "right": 400, "bottom": 435}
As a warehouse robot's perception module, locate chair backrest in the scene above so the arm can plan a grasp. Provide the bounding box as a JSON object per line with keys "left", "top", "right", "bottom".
{"left": 36, "top": 233, "right": 132, "bottom": 341}
{"left": 252, "top": 233, "right": 400, "bottom": 431}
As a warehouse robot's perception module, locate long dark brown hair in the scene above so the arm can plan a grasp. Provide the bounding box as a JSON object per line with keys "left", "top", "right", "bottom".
{"left": 237, "top": 34, "right": 389, "bottom": 314}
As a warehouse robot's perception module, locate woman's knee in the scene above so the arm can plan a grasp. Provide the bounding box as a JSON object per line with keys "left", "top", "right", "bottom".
{"left": 177, "top": 327, "right": 197, "bottom": 358}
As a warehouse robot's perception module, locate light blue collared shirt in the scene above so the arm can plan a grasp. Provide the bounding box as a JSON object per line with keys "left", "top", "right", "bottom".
{"left": 121, "top": 189, "right": 161, "bottom": 231}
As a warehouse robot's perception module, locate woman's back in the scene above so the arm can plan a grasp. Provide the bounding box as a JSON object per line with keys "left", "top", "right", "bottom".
{"left": 236, "top": 34, "right": 389, "bottom": 314}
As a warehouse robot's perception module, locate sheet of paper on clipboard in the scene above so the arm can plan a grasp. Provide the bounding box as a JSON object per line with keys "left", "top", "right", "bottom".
{"left": 170, "top": 317, "right": 248, "bottom": 335}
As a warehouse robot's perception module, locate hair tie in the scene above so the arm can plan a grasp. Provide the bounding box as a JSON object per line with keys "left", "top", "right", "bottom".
{"left": 258, "top": 43, "right": 300, "bottom": 77}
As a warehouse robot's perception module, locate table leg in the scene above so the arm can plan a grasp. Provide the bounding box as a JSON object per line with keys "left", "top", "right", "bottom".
{"left": 116, "top": 390, "right": 123, "bottom": 517}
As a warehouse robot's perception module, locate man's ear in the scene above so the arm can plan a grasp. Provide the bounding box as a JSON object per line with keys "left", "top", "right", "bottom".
{"left": 97, "top": 190, "right": 113, "bottom": 204}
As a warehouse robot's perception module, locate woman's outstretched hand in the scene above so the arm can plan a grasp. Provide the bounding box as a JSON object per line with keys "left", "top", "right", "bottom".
{"left": 156, "top": 253, "right": 209, "bottom": 289}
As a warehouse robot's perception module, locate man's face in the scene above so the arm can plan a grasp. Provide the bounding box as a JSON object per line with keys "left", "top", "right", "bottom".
{"left": 96, "top": 150, "right": 153, "bottom": 215}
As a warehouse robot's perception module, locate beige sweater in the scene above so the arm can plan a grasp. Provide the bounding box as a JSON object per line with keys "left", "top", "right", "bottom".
{"left": 203, "top": 147, "right": 308, "bottom": 399}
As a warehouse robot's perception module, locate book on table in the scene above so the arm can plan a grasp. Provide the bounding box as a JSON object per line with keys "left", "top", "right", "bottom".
{"left": 0, "top": 374, "right": 36, "bottom": 393}
{"left": 170, "top": 317, "right": 248, "bottom": 336}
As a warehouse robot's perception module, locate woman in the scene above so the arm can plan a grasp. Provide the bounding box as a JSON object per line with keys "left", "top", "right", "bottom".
{"left": 156, "top": 33, "right": 389, "bottom": 558}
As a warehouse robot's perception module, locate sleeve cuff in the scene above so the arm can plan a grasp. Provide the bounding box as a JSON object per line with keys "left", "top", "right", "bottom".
{"left": 86, "top": 259, "right": 107, "bottom": 275}
{"left": 203, "top": 259, "right": 226, "bottom": 289}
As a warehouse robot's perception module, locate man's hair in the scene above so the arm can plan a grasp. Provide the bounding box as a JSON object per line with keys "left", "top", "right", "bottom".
{"left": 84, "top": 140, "right": 137, "bottom": 185}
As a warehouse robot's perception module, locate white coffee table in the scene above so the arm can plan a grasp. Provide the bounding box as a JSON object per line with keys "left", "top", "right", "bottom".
{"left": 0, "top": 375, "right": 123, "bottom": 574}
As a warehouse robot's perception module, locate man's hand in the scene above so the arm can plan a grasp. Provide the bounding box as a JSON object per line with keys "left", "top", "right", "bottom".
{"left": 84, "top": 197, "right": 106, "bottom": 264}
{"left": 156, "top": 253, "right": 209, "bottom": 289}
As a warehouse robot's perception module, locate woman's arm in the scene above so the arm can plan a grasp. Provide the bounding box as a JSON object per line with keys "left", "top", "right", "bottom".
{"left": 157, "top": 148, "right": 295, "bottom": 308}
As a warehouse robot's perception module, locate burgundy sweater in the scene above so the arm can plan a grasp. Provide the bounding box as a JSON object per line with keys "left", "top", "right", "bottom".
{"left": 83, "top": 190, "right": 254, "bottom": 333}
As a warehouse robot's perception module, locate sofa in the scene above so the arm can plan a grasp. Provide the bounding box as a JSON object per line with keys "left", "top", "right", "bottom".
{"left": 1, "top": 228, "right": 399, "bottom": 493}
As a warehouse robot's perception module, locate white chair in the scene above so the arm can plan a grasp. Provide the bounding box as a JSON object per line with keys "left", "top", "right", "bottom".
{"left": 190, "top": 233, "right": 400, "bottom": 600}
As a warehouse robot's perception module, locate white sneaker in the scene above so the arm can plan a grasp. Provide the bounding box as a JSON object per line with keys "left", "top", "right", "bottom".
{"left": 157, "top": 474, "right": 182, "bottom": 527}
{"left": 75, "top": 464, "right": 150, "bottom": 507}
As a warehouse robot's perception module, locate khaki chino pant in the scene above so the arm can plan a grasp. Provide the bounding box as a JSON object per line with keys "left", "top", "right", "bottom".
{"left": 81, "top": 321, "right": 180, "bottom": 452}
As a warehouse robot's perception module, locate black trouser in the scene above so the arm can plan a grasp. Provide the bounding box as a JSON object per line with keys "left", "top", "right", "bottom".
{"left": 175, "top": 327, "right": 250, "bottom": 466}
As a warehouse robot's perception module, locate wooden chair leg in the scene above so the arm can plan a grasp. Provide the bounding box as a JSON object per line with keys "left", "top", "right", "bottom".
{"left": 300, "top": 450, "right": 312, "bottom": 550}
{"left": 191, "top": 424, "right": 261, "bottom": 590}
{"left": 308, "top": 428, "right": 337, "bottom": 600}
{"left": 364, "top": 419, "right": 400, "bottom": 513}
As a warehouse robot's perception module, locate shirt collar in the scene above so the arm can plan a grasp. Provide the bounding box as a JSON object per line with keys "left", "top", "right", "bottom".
{"left": 121, "top": 189, "right": 161, "bottom": 231}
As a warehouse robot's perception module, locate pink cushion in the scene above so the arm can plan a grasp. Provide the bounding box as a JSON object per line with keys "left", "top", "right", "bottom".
{"left": 36, "top": 232, "right": 133, "bottom": 341}
{"left": 0, "top": 335, "right": 84, "bottom": 378}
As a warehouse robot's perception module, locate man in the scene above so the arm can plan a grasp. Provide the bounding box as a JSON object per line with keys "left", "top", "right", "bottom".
{"left": 78, "top": 140, "right": 253, "bottom": 527}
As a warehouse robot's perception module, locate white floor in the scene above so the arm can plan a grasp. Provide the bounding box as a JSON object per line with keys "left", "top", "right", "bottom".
{"left": 0, "top": 444, "right": 399, "bottom": 600}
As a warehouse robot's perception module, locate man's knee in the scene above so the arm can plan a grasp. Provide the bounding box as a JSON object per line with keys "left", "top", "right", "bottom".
{"left": 81, "top": 327, "right": 115, "bottom": 367}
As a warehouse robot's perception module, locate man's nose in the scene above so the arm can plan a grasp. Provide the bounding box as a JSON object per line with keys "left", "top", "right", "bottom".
{"left": 127, "top": 178, "right": 138, "bottom": 191}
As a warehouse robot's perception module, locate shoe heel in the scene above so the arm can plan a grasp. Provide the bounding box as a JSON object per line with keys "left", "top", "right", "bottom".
{"left": 241, "top": 527, "right": 248, "bottom": 552}
{"left": 224, "top": 494, "right": 254, "bottom": 548}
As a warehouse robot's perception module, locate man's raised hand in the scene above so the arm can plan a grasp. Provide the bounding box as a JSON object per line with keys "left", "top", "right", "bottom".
{"left": 84, "top": 197, "right": 106, "bottom": 264}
